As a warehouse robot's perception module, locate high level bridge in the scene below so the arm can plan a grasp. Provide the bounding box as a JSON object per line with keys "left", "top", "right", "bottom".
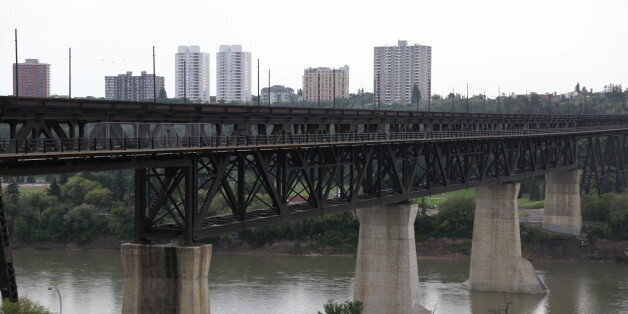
{"left": 0, "top": 96, "right": 627, "bottom": 312}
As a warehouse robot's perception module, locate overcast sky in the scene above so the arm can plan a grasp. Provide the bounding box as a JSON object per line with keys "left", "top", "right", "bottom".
{"left": 2, "top": 0, "right": 627, "bottom": 98}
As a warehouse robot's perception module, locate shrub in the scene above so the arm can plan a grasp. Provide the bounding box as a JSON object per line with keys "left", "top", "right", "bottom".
{"left": 318, "top": 300, "right": 363, "bottom": 314}
{"left": 1, "top": 297, "right": 51, "bottom": 314}
{"left": 437, "top": 195, "right": 475, "bottom": 238}
{"left": 63, "top": 204, "right": 106, "bottom": 243}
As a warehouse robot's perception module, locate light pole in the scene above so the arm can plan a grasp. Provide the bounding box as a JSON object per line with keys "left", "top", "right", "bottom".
{"left": 48, "top": 286, "right": 62, "bottom": 314}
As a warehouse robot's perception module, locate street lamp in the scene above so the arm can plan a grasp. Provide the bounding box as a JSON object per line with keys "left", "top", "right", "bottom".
{"left": 48, "top": 286, "right": 62, "bottom": 314}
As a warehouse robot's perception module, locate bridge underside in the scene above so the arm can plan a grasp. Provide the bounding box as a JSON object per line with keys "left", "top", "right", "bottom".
{"left": 133, "top": 135, "right": 583, "bottom": 242}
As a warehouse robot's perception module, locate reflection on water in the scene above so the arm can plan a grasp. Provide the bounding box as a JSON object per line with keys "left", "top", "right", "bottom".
{"left": 12, "top": 250, "right": 628, "bottom": 313}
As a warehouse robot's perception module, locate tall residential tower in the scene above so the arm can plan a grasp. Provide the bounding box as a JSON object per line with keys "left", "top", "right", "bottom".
{"left": 374, "top": 40, "right": 431, "bottom": 105}
{"left": 216, "top": 45, "right": 251, "bottom": 103}
{"left": 175, "top": 46, "right": 210, "bottom": 103}
{"left": 13, "top": 59, "right": 50, "bottom": 97}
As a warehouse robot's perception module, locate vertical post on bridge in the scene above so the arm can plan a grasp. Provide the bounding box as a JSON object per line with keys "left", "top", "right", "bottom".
{"left": 134, "top": 169, "right": 147, "bottom": 243}
{"left": 0, "top": 184, "right": 18, "bottom": 301}
{"left": 184, "top": 160, "right": 198, "bottom": 243}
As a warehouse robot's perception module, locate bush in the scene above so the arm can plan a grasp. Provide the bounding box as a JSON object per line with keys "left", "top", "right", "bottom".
{"left": 318, "top": 300, "right": 363, "bottom": 314}
{"left": 1, "top": 297, "right": 51, "bottom": 314}
{"left": 63, "top": 204, "right": 106, "bottom": 243}
{"left": 107, "top": 205, "right": 134, "bottom": 240}
{"left": 436, "top": 195, "right": 475, "bottom": 238}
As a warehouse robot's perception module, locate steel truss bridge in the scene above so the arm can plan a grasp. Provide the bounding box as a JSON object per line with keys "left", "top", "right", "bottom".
{"left": 0, "top": 96, "right": 627, "bottom": 300}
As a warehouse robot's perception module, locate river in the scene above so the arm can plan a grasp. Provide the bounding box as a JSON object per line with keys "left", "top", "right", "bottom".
{"left": 12, "top": 250, "right": 628, "bottom": 313}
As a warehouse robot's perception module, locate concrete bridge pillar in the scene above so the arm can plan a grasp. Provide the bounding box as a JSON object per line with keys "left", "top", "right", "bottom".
{"left": 464, "top": 183, "right": 546, "bottom": 294}
{"left": 543, "top": 170, "right": 582, "bottom": 235}
{"left": 353, "top": 202, "right": 430, "bottom": 313}
{"left": 121, "top": 243, "right": 212, "bottom": 314}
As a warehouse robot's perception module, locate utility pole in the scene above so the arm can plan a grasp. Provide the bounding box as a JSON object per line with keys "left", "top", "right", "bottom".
{"left": 257, "top": 59, "right": 260, "bottom": 106}
{"left": 466, "top": 83, "right": 469, "bottom": 113}
{"left": 152, "top": 46, "right": 156, "bottom": 103}
{"left": 14, "top": 29, "right": 18, "bottom": 98}
{"left": 183, "top": 60, "right": 187, "bottom": 103}
{"left": 377, "top": 71, "right": 381, "bottom": 111}
{"left": 268, "top": 68, "right": 271, "bottom": 106}
{"left": 332, "top": 67, "right": 336, "bottom": 108}
{"left": 498, "top": 87, "right": 501, "bottom": 114}
{"left": 68, "top": 47, "right": 72, "bottom": 98}
{"left": 317, "top": 71, "right": 321, "bottom": 108}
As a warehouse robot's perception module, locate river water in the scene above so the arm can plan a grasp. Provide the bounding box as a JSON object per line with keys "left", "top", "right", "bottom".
{"left": 12, "top": 250, "right": 628, "bottom": 313}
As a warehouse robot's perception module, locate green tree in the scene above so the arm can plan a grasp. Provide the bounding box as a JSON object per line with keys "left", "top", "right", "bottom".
{"left": 84, "top": 188, "right": 112, "bottom": 210}
{"left": 158, "top": 87, "right": 168, "bottom": 99}
{"left": 107, "top": 204, "right": 134, "bottom": 240}
{"left": 318, "top": 300, "right": 363, "bottom": 314}
{"left": 411, "top": 84, "right": 421, "bottom": 107}
{"left": 1, "top": 297, "right": 51, "bottom": 314}
{"left": 58, "top": 173, "right": 69, "bottom": 185}
{"left": 437, "top": 194, "right": 475, "bottom": 238}
{"left": 110, "top": 171, "right": 127, "bottom": 203}
{"left": 63, "top": 204, "right": 104, "bottom": 243}
{"left": 575, "top": 82, "right": 580, "bottom": 93}
{"left": 47, "top": 178, "right": 61, "bottom": 198}
{"left": 6, "top": 182, "right": 20, "bottom": 205}
{"left": 61, "top": 176, "right": 103, "bottom": 206}
{"left": 24, "top": 192, "right": 56, "bottom": 216}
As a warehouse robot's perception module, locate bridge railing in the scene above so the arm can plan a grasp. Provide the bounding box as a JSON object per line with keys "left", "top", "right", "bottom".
{"left": 0, "top": 125, "right": 625, "bottom": 155}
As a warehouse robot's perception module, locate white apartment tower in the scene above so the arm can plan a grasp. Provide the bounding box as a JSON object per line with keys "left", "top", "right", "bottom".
{"left": 374, "top": 40, "right": 431, "bottom": 105}
{"left": 216, "top": 45, "right": 252, "bottom": 103}
{"left": 175, "top": 46, "right": 210, "bottom": 103}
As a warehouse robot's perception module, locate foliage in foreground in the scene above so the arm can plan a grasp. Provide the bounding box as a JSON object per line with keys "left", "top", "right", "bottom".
{"left": 0, "top": 298, "right": 50, "bottom": 314}
{"left": 318, "top": 300, "right": 363, "bottom": 314}
{"left": 582, "top": 193, "right": 628, "bottom": 240}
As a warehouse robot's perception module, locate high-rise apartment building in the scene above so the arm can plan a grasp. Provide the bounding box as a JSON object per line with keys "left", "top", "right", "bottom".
{"left": 175, "top": 46, "right": 210, "bottom": 103}
{"left": 105, "top": 71, "right": 165, "bottom": 101}
{"left": 302, "top": 66, "right": 349, "bottom": 102}
{"left": 260, "top": 85, "right": 296, "bottom": 104}
{"left": 216, "top": 45, "right": 251, "bottom": 103}
{"left": 374, "top": 40, "right": 431, "bottom": 105}
{"left": 13, "top": 59, "right": 50, "bottom": 97}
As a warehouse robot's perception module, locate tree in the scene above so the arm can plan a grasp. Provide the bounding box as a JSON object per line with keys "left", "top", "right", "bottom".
{"left": 575, "top": 83, "right": 580, "bottom": 93}
{"left": 84, "top": 188, "right": 112, "bottom": 210}
{"left": 58, "top": 173, "right": 69, "bottom": 185}
{"left": 63, "top": 204, "right": 104, "bottom": 243}
{"left": 107, "top": 204, "right": 134, "bottom": 240}
{"left": 158, "top": 87, "right": 167, "bottom": 99}
{"left": 6, "top": 182, "right": 20, "bottom": 205}
{"left": 411, "top": 85, "right": 421, "bottom": 106}
{"left": 47, "top": 178, "right": 61, "bottom": 198}
{"left": 111, "top": 171, "right": 127, "bottom": 203}
{"left": 61, "top": 176, "right": 103, "bottom": 206}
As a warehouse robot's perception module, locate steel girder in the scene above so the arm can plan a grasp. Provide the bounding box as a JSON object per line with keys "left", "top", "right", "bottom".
{"left": 134, "top": 134, "right": 582, "bottom": 241}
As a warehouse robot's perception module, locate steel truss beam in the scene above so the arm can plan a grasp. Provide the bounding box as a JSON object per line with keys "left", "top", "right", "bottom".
{"left": 133, "top": 133, "right": 613, "bottom": 242}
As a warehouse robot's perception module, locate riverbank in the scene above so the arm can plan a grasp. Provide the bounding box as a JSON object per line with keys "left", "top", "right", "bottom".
{"left": 12, "top": 230, "right": 628, "bottom": 263}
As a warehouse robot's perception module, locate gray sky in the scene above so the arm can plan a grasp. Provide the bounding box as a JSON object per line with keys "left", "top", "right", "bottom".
{"left": 2, "top": 0, "right": 627, "bottom": 98}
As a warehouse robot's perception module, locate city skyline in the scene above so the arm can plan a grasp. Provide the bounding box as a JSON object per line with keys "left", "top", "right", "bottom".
{"left": 2, "top": 0, "right": 626, "bottom": 99}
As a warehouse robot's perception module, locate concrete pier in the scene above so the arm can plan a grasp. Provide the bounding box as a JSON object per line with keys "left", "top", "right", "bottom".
{"left": 464, "top": 183, "right": 546, "bottom": 294}
{"left": 543, "top": 170, "right": 582, "bottom": 235}
{"left": 121, "top": 243, "right": 212, "bottom": 314}
{"left": 353, "top": 202, "right": 430, "bottom": 313}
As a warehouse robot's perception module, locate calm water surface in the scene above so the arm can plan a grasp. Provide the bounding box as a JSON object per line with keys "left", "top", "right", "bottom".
{"left": 13, "top": 250, "right": 628, "bottom": 313}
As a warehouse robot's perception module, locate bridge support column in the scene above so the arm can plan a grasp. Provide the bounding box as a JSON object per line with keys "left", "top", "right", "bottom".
{"left": 543, "top": 170, "right": 582, "bottom": 235}
{"left": 464, "top": 183, "right": 546, "bottom": 294}
{"left": 353, "top": 201, "right": 430, "bottom": 313}
{"left": 121, "top": 243, "right": 212, "bottom": 314}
